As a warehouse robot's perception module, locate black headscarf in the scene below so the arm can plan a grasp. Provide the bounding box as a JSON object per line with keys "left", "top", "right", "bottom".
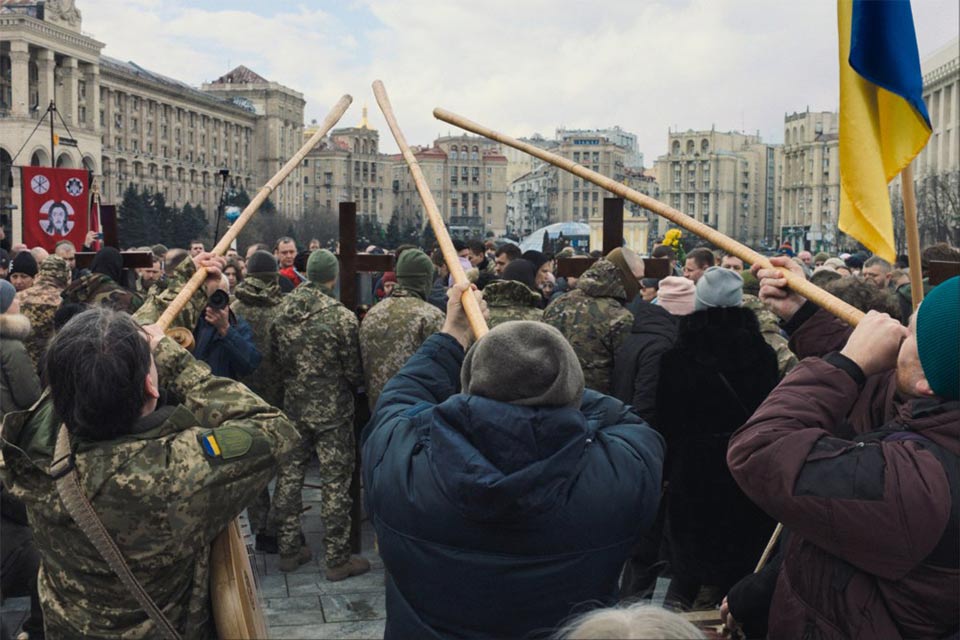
{"left": 501, "top": 258, "right": 538, "bottom": 291}
{"left": 90, "top": 247, "right": 123, "bottom": 283}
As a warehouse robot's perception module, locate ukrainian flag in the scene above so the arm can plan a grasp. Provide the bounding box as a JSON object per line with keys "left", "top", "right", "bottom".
{"left": 838, "top": 0, "right": 931, "bottom": 262}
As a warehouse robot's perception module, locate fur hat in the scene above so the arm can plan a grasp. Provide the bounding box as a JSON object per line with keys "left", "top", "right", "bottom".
{"left": 656, "top": 276, "right": 696, "bottom": 316}
{"left": 695, "top": 266, "right": 743, "bottom": 310}
{"left": 462, "top": 321, "right": 584, "bottom": 408}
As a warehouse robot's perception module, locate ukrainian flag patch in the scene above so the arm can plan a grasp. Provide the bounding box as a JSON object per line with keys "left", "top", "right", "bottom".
{"left": 200, "top": 432, "right": 222, "bottom": 458}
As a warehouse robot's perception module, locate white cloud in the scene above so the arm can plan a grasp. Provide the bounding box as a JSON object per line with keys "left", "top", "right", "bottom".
{"left": 81, "top": 0, "right": 958, "bottom": 163}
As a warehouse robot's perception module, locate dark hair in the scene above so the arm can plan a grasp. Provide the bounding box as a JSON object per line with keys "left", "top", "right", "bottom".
{"left": 824, "top": 276, "right": 901, "bottom": 320}
{"left": 189, "top": 239, "right": 205, "bottom": 248}
{"left": 224, "top": 258, "right": 244, "bottom": 284}
{"left": 275, "top": 237, "right": 296, "bottom": 250}
{"left": 495, "top": 243, "right": 521, "bottom": 260}
{"left": 467, "top": 239, "right": 485, "bottom": 255}
{"left": 164, "top": 248, "right": 190, "bottom": 276}
{"left": 686, "top": 247, "right": 716, "bottom": 268}
{"left": 652, "top": 245, "right": 677, "bottom": 261}
{"left": 810, "top": 269, "right": 842, "bottom": 288}
{"left": 247, "top": 242, "right": 270, "bottom": 254}
{"left": 53, "top": 302, "right": 88, "bottom": 331}
{"left": 44, "top": 308, "right": 152, "bottom": 441}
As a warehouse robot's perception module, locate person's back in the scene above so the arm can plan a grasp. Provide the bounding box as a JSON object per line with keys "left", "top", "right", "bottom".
{"left": 0, "top": 308, "right": 297, "bottom": 639}
{"left": 360, "top": 249, "right": 444, "bottom": 410}
{"left": 543, "top": 257, "right": 635, "bottom": 393}
{"left": 61, "top": 247, "right": 142, "bottom": 313}
{"left": 16, "top": 254, "right": 70, "bottom": 368}
{"left": 231, "top": 252, "right": 285, "bottom": 407}
{"left": 363, "top": 289, "right": 664, "bottom": 639}
{"left": 484, "top": 258, "right": 544, "bottom": 327}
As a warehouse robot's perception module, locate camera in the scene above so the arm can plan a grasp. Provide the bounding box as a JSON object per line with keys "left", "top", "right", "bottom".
{"left": 207, "top": 289, "right": 230, "bottom": 311}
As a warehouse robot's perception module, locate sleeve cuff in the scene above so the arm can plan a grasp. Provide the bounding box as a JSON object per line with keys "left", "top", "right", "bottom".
{"left": 823, "top": 351, "right": 867, "bottom": 388}
{"left": 781, "top": 300, "right": 819, "bottom": 336}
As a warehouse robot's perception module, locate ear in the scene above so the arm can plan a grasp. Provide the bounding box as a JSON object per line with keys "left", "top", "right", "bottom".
{"left": 144, "top": 370, "right": 160, "bottom": 401}
{"left": 915, "top": 376, "right": 936, "bottom": 398}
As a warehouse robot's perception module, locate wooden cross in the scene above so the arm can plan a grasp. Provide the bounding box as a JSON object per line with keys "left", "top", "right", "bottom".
{"left": 335, "top": 201, "right": 394, "bottom": 553}
{"left": 555, "top": 197, "right": 671, "bottom": 279}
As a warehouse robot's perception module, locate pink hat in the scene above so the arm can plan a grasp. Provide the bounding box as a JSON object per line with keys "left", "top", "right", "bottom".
{"left": 656, "top": 276, "right": 696, "bottom": 316}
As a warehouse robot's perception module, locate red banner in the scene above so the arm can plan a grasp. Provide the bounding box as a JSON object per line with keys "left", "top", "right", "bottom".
{"left": 20, "top": 166, "right": 97, "bottom": 252}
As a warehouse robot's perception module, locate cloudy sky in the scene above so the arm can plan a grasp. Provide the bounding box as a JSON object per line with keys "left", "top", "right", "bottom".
{"left": 82, "top": 0, "right": 959, "bottom": 162}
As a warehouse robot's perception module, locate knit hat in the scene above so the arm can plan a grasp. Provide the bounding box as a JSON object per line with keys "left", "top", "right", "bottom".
{"left": 814, "top": 251, "right": 831, "bottom": 264}
{"left": 695, "top": 266, "right": 743, "bottom": 311}
{"left": 462, "top": 321, "right": 584, "bottom": 408}
{"left": 823, "top": 258, "right": 846, "bottom": 271}
{"left": 916, "top": 276, "right": 959, "bottom": 400}
{"left": 396, "top": 249, "right": 434, "bottom": 300}
{"left": 0, "top": 279, "right": 15, "bottom": 313}
{"left": 383, "top": 271, "right": 397, "bottom": 284}
{"left": 10, "top": 251, "right": 38, "bottom": 278}
{"left": 605, "top": 247, "right": 641, "bottom": 303}
{"left": 656, "top": 276, "right": 696, "bottom": 316}
{"left": 246, "top": 250, "right": 278, "bottom": 276}
{"left": 91, "top": 247, "right": 123, "bottom": 283}
{"left": 307, "top": 249, "right": 339, "bottom": 284}
{"left": 39, "top": 254, "right": 71, "bottom": 286}
{"left": 501, "top": 258, "right": 538, "bottom": 291}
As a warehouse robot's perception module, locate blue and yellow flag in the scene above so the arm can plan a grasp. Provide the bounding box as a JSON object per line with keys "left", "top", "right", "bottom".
{"left": 838, "top": 0, "right": 931, "bottom": 262}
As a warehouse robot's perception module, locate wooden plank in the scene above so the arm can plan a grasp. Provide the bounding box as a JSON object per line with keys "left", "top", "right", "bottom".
{"left": 928, "top": 260, "right": 960, "bottom": 286}
{"left": 75, "top": 250, "right": 155, "bottom": 270}
{"left": 602, "top": 197, "right": 624, "bottom": 256}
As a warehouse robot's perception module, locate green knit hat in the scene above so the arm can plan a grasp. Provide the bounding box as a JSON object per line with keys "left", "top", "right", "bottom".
{"left": 307, "top": 249, "right": 339, "bottom": 284}
{"left": 916, "top": 276, "right": 959, "bottom": 400}
{"left": 396, "top": 249, "right": 434, "bottom": 301}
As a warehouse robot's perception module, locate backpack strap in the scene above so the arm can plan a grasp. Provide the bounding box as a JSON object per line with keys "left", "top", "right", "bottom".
{"left": 50, "top": 424, "right": 183, "bottom": 640}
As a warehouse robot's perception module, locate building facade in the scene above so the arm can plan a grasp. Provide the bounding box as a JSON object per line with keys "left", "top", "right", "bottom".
{"left": 1, "top": 0, "right": 305, "bottom": 244}
{"left": 556, "top": 132, "right": 627, "bottom": 223}
{"left": 507, "top": 162, "right": 557, "bottom": 237}
{"left": 558, "top": 126, "right": 643, "bottom": 168}
{"left": 655, "top": 129, "right": 779, "bottom": 248}
{"left": 917, "top": 38, "right": 959, "bottom": 178}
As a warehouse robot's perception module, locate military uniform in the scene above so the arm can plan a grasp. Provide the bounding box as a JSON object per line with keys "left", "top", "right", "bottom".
{"left": 360, "top": 286, "right": 444, "bottom": 410}
{"left": 133, "top": 258, "right": 208, "bottom": 330}
{"left": 543, "top": 259, "right": 632, "bottom": 394}
{"left": 0, "top": 336, "right": 298, "bottom": 640}
{"left": 15, "top": 255, "right": 70, "bottom": 368}
{"left": 61, "top": 273, "right": 143, "bottom": 314}
{"left": 742, "top": 294, "right": 798, "bottom": 379}
{"left": 482, "top": 279, "right": 544, "bottom": 328}
{"left": 270, "top": 282, "right": 363, "bottom": 568}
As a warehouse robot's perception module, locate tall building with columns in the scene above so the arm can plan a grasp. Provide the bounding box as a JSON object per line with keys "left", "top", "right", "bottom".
{"left": 0, "top": 0, "right": 305, "bottom": 244}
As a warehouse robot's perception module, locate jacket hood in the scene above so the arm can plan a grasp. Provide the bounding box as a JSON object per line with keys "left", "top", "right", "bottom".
{"left": 429, "top": 394, "right": 591, "bottom": 521}
{"left": 280, "top": 282, "right": 339, "bottom": 322}
{"left": 38, "top": 255, "right": 70, "bottom": 287}
{"left": 626, "top": 297, "right": 678, "bottom": 339}
{"left": 675, "top": 306, "right": 768, "bottom": 369}
{"left": 897, "top": 399, "right": 960, "bottom": 455}
{"left": 575, "top": 259, "right": 627, "bottom": 301}
{"left": 233, "top": 276, "right": 282, "bottom": 308}
{"left": 482, "top": 280, "right": 542, "bottom": 308}
{"left": 61, "top": 273, "right": 114, "bottom": 303}
{"left": 0, "top": 314, "right": 31, "bottom": 341}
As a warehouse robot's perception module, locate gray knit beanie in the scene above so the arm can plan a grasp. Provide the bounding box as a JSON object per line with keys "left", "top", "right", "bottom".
{"left": 461, "top": 321, "right": 584, "bottom": 408}
{"left": 0, "top": 280, "right": 16, "bottom": 313}
{"left": 695, "top": 266, "right": 743, "bottom": 310}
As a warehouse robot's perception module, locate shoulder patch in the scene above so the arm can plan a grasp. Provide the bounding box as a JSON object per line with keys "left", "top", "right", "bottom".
{"left": 402, "top": 402, "right": 433, "bottom": 419}
{"left": 198, "top": 427, "right": 253, "bottom": 461}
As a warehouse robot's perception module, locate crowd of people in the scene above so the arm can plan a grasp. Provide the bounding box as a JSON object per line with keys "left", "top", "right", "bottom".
{"left": 0, "top": 229, "right": 957, "bottom": 640}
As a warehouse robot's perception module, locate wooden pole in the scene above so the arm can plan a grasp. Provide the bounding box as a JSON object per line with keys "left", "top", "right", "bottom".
{"left": 433, "top": 108, "right": 866, "bottom": 328}
{"left": 900, "top": 163, "right": 924, "bottom": 310}
{"left": 373, "top": 81, "right": 488, "bottom": 339}
{"left": 154, "top": 94, "right": 353, "bottom": 332}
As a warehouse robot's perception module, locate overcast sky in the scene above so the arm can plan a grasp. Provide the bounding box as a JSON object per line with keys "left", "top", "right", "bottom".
{"left": 83, "top": 0, "right": 959, "bottom": 163}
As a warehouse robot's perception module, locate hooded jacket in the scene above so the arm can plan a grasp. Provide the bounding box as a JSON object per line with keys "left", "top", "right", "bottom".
{"left": 362, "top": 333, "right": 665, "bottom": 639}
{"left": 542, "top": 260, "right": 633, "bottom": 394}
{"left": 611, "top": 298, "right": 678, "bottom": 424}
{"left": 16, "top": 255, "right": 70, "bottom": 368}
{"left": 0, "top": 314, "right": 41, "bottom": 420}
{"left": 483, "top": 280, "right": 543, "bottom": 327}
{"left": 727, "top": 304, "right": 960, "bottom": 638}
{"left": 61, "top": 273, "right": 143, "bottom": 314}
{"left": 232, "top": 274, "right": 284, "bottom": 407}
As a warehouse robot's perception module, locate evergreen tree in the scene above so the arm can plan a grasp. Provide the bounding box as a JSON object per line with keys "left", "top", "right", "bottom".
{"left": 421, "top": 222, "right": 437, "bottom": 251}
{"left": 117, "top": 185, "right": 151, "bottom": 247}
{"left": 386, "top": 212, "right": 402, "bottom": 249}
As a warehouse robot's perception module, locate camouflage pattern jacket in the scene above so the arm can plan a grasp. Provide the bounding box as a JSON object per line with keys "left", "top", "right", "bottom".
{"left": 232, "top": 275, "right": 285, "bottom": 408}
{"left": 133, "top": 258, "right": 209, "bottom": 330}
{"left": 61, "top": 273, "right": 143, "bottom": 314}
{"left": 543, "top": 259, "right": 633, "bottom": 394}
{"left": 0, "top": 337, "right": 298, "bottom": 640}
{"left": 743, "top": 294, "right": 798, "bottom": 379}
{"left": 359, "top": 286, "right": 444, "bottom": 410}
{"left": 482, "top": 280, "right": 544, "bottom": 328}
{"left": 271, "top": 282, "right": 363, "bottom": 431}
{"left": 16, "top": 255, "right": 70, "bottom": 368}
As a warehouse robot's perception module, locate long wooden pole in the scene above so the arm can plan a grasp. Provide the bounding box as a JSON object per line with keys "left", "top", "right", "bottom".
{"left": 155, "top": 94, "right": 353, "bottom": 331}
{"left": 433, "top": 108, "right": 866, "bottom": 328}
{"left": 373, "top": 82, "right": 488, "bottom": 339}
{"left": 900, "top": 163, "right": 924, "bottom": 310}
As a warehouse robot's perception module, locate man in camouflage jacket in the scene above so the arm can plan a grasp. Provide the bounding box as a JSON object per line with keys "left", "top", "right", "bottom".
{"left": 60, "top": 247, "right": 143, "bottom": 313}
{"left": 16, "top": 254, "right": 70, "bottom": 368}
{"left": 483, "top": 257, "right": 544, "bottom": 328}
{"left": 133, "top": 250, "right": 224, "bottom": 331}
{"left": 543, "top": 251, "right": 641, "bottom": 394}
{"left": 360, "top": 249, "right": 444, "bottom": 410}
{"left": 0, "top": 308, "right": 297, "bottom": 640}
{"left": 269, "top": 250, "right": 369, "bottom": 580}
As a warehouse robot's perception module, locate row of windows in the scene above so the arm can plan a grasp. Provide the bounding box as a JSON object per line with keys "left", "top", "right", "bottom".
{"left": 671, "top": 139, "right": 711, "bottom": 155}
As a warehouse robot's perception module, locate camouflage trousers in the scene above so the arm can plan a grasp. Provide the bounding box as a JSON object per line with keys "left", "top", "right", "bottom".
{"left": 247, "top": 487, "right": 273, "bottom": 535}
{"left": 271, "top": 420, "right": 355, "bottom": 567}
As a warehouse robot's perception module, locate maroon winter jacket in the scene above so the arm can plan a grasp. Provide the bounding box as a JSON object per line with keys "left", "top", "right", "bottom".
{"left": 728, "top": 305, "right": 959, "bottom": 639}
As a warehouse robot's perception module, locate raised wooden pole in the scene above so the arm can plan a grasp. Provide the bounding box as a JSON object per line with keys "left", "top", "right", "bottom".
{"left": 433, "top": 107, "right": 866, "bottom": 328}
{"left": 900, "top": 164, "right": 924, "bottom": 310}
{"left": 373, "top": 81, "right": 488, "bottom": 339}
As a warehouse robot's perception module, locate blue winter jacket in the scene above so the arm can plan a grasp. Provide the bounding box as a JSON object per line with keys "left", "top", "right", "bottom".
{"left": 362, "top": 333, "right": 665, "bottom": 640}
{"left": 192, "top": 312, "right": 261, "bottom": 380}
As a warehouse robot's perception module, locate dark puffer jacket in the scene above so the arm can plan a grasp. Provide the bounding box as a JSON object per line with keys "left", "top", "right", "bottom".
{"left": 654, "top": 307, "right": 778, "bottom": 594}
{"left": 728, "top": 304, "right": 960, "bottom": 639}
{"left": 611, "top": 298, "right": 678, "bottom": 424}
{"left": 362, "top": 333, "right": 665, "bottom": 639}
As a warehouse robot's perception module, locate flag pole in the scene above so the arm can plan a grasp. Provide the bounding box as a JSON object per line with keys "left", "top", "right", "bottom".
{"left": 900, "top": 163, "right": 924, "bottom": 310}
